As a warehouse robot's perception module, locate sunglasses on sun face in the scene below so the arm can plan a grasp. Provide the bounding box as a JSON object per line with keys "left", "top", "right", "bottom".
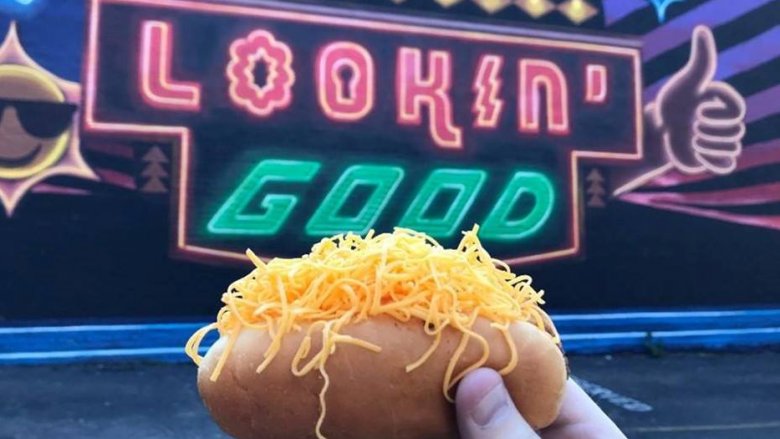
{"left": 0, "top": 98, "right": 78, "bottom": 139}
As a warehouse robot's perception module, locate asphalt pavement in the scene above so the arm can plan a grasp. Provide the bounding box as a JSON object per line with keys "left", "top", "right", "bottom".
{"left": 1, "top": 352, "right": 778, "bottom": 439}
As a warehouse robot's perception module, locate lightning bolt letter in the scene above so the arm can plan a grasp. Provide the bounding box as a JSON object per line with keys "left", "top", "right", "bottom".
{"left": 473, "top": 54, "right": 504, "bottom": 128}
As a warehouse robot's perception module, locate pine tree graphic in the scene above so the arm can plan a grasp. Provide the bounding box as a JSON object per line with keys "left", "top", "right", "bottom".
{"left": 140, "top": 146, "right": 169, "bottom": 194}
{"left": 585, "top": 168, "right": 606, "bottom": 208}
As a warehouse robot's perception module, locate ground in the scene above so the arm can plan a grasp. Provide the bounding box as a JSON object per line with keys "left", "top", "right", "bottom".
{"left": 1, "top": 352, "right": 778, "bottom": 439}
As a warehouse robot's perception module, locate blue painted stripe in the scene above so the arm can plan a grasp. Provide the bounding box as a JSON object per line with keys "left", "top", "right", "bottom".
{"left": 553, "top": 309, "right": 780, "bottom": 321}
{"left": 1, "top": 328, "right": 777, "bottom": 365}
{"left": 0, "top": 323, "right": 216, "bottom": 353}
{"left": 0, "top": 347, "right": 186, "bottom": 361}
{"left": 1, "top": 310, "right": 779, "bottom": 364}
{"left": 640, "top": 0, "right": 776, "bottom": 60}
{"left": 562, "top": 327, "right": 780, "bottom": 354}
{"left": 0, "top": 322, "right": 204, "bottom": 334}
{"left": 602, "top": 0, "right": 647, "bottom": 26}
{"left": 552, "top": 309, "right": 780, "bottom": 333}
{"left": 644, "top": 25, "right": 780, "bottom": 100}
{"left": 0, "top": 347, "right": 209, "bottom": 365}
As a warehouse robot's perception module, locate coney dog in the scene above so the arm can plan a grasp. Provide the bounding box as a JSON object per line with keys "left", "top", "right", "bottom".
{"left": 187, "top": 226, "right": 567, "bottom": 439}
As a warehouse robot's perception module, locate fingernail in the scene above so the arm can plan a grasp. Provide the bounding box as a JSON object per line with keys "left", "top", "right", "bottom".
{"left": 471, "top": 382, "right": 510, "bottom": 426}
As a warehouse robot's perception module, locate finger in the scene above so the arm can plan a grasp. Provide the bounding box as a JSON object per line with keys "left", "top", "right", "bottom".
{"left": 696, "top": 150, "right": 737, "bottom": 175}
{"left": 663, "top": 133, "right": 705, "bottom": 174}
{"left": 693, "top": 137, "right": 742, "bottom": 158}
{"left": 681, "top": 25, "right": 718, "bottom": 91}
{"left": 698, "top": 82, "right": 746, "bottom": 122}
{"left": 456, "top": 368, "right": 540, "bottom": 439}
{"left": 694, "top": 120, "right": 745, "bottom": 143}
{"left": 542, "top": 379, "right": 626, "bottom": 439}
{"left": 644, "top": 102, "right": 662, "bottom": 128}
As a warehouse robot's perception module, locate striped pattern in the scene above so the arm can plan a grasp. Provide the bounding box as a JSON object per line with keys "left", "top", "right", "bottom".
{"left": 27, "top": 140, "right": 142, "bottom": 195}
{"left": 611, "top": 0, "right": 780, "bottom": 228}
{"left": 68, "top": 0, "right": 780, "bottom": 232}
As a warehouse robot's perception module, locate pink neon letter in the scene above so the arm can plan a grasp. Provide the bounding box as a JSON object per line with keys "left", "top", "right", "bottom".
{"left": 519, "top": 59, "right": 569, "bottom": 135}
{"left": 396, "top": 48, "right": 462, "bottom": 148}
{"left": 473, "top": 54, "right": 504, "bottom": 128}
{"left": 586, "top": 64, "right": 608, "bottom": 103}
{"left": 317, "top": 42, "right": 374, "bottom": 121}
{"left": 227, "top": 30, "right": 295, "bottom": 117}
{"left": 139, "top": 20, "right": 201, "bottom": 111}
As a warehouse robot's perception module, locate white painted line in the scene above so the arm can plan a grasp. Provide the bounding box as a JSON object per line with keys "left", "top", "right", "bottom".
{"left": 629, "top": 421, "right": 780, "bottom": 433}
{"left": 0, "top": 347, "right": 207, "bottom": 361}
{"left": 562, "top": 327, "right": 780, "bottom": 340}
{"left": 553, "top": 310, "right": 780, "bottom": 321}
{"left": 655, "top": 327, "right": 780, "bottom": 337}
{"left": 572, "top": 376, "right": 653, "bottom": 413}
{"left": 563, "top": 331, "right": 646, "bottom": 340}
{"left": 0, "top": 322, "right": 204, "bottom": 335}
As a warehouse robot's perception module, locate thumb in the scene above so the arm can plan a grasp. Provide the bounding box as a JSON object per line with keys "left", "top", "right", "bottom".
{"left": 456, "top": 368, "right": 540, "bottom": 439}
{"left": 680, "top": 25, "right": 718, "bottom": 91}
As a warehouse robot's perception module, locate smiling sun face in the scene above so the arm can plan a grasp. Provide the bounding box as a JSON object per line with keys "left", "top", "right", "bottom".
{"left": 0, "top": 64, "right": 75, "bottom": 180}
{"left": 0, "top": 22, "right": 95, "bottom": 216}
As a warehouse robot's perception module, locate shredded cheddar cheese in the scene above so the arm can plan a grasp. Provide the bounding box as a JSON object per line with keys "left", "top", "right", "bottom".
{"left": 186, "top": 225, "right": 556, "bottom": 439}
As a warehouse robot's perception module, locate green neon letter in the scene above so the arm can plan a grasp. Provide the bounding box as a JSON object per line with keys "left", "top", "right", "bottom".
{"left": 306, "top": 164, "right": 404, "bottom": 236}
{"left": 208, "top": 159, "right": 321, "bottom": 235}
{"left": 481, "top": 171, "right": 555, "bottom": 240}
{"left": 399, "top": 169, "right": 486, "bottom": 237}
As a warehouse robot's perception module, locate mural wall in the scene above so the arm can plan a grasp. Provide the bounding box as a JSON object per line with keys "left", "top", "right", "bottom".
{"left": 0, "top": 0, "right": 778, "bottom": 320}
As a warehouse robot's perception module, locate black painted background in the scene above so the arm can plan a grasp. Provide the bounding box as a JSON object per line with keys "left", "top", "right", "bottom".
{"left": 0, "top": 0, "right": 777, "bottom": 322}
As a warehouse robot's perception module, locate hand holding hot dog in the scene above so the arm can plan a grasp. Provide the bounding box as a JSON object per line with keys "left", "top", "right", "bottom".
{"left": 456, "top": 369, "right": 625, "bottom": 439}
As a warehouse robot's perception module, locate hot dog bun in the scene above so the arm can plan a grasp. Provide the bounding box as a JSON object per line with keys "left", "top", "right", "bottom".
{"left": 186, "top": 227, "right": 567, "bottom": 439}
{"left": 198, "top": 315, "right": 566, "bottom": 439}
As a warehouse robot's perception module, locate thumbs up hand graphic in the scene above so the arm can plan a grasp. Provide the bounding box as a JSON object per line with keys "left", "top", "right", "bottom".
{"left": 652, "top": 26, "right": 746, "bottom": 175}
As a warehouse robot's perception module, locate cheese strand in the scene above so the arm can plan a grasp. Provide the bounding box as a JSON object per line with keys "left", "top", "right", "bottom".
{"left": 185, "top": 225, "right": 556, "bottom": 439}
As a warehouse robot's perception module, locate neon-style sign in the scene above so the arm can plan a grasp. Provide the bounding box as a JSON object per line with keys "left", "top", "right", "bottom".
{"left": 396, "top": 48, "right": 462, "bottom": 149}
{"left": 317, "top": 42, "right": 375, "bottom": 121}
{"left": 208, "top": 162, "right": 553, "bottom": 239}
{"left": 227, "top": 29, "right": 295, "bottom": 117}
{"left": 472, "top": 55, "right": 504, "bottom": 129}
{"left": 139, "top": 20, "right": 201, "bottom": 111}
{"left": 208, "top": 160, "right": 320, "bottom": 236}
{"left": 83, "top": 0, "right": 642, "bottom": 265}
{"left": 585, "top": 64, "right": 608, "bottom": 104}
{"left": 480, "top": 171, "right": 555, "bottom": 240}
{"left": 399, "top": 169, "right": 487, "bottom": 237}
{"left": 518, "top": 59, "right": 570, "bottom": 135}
